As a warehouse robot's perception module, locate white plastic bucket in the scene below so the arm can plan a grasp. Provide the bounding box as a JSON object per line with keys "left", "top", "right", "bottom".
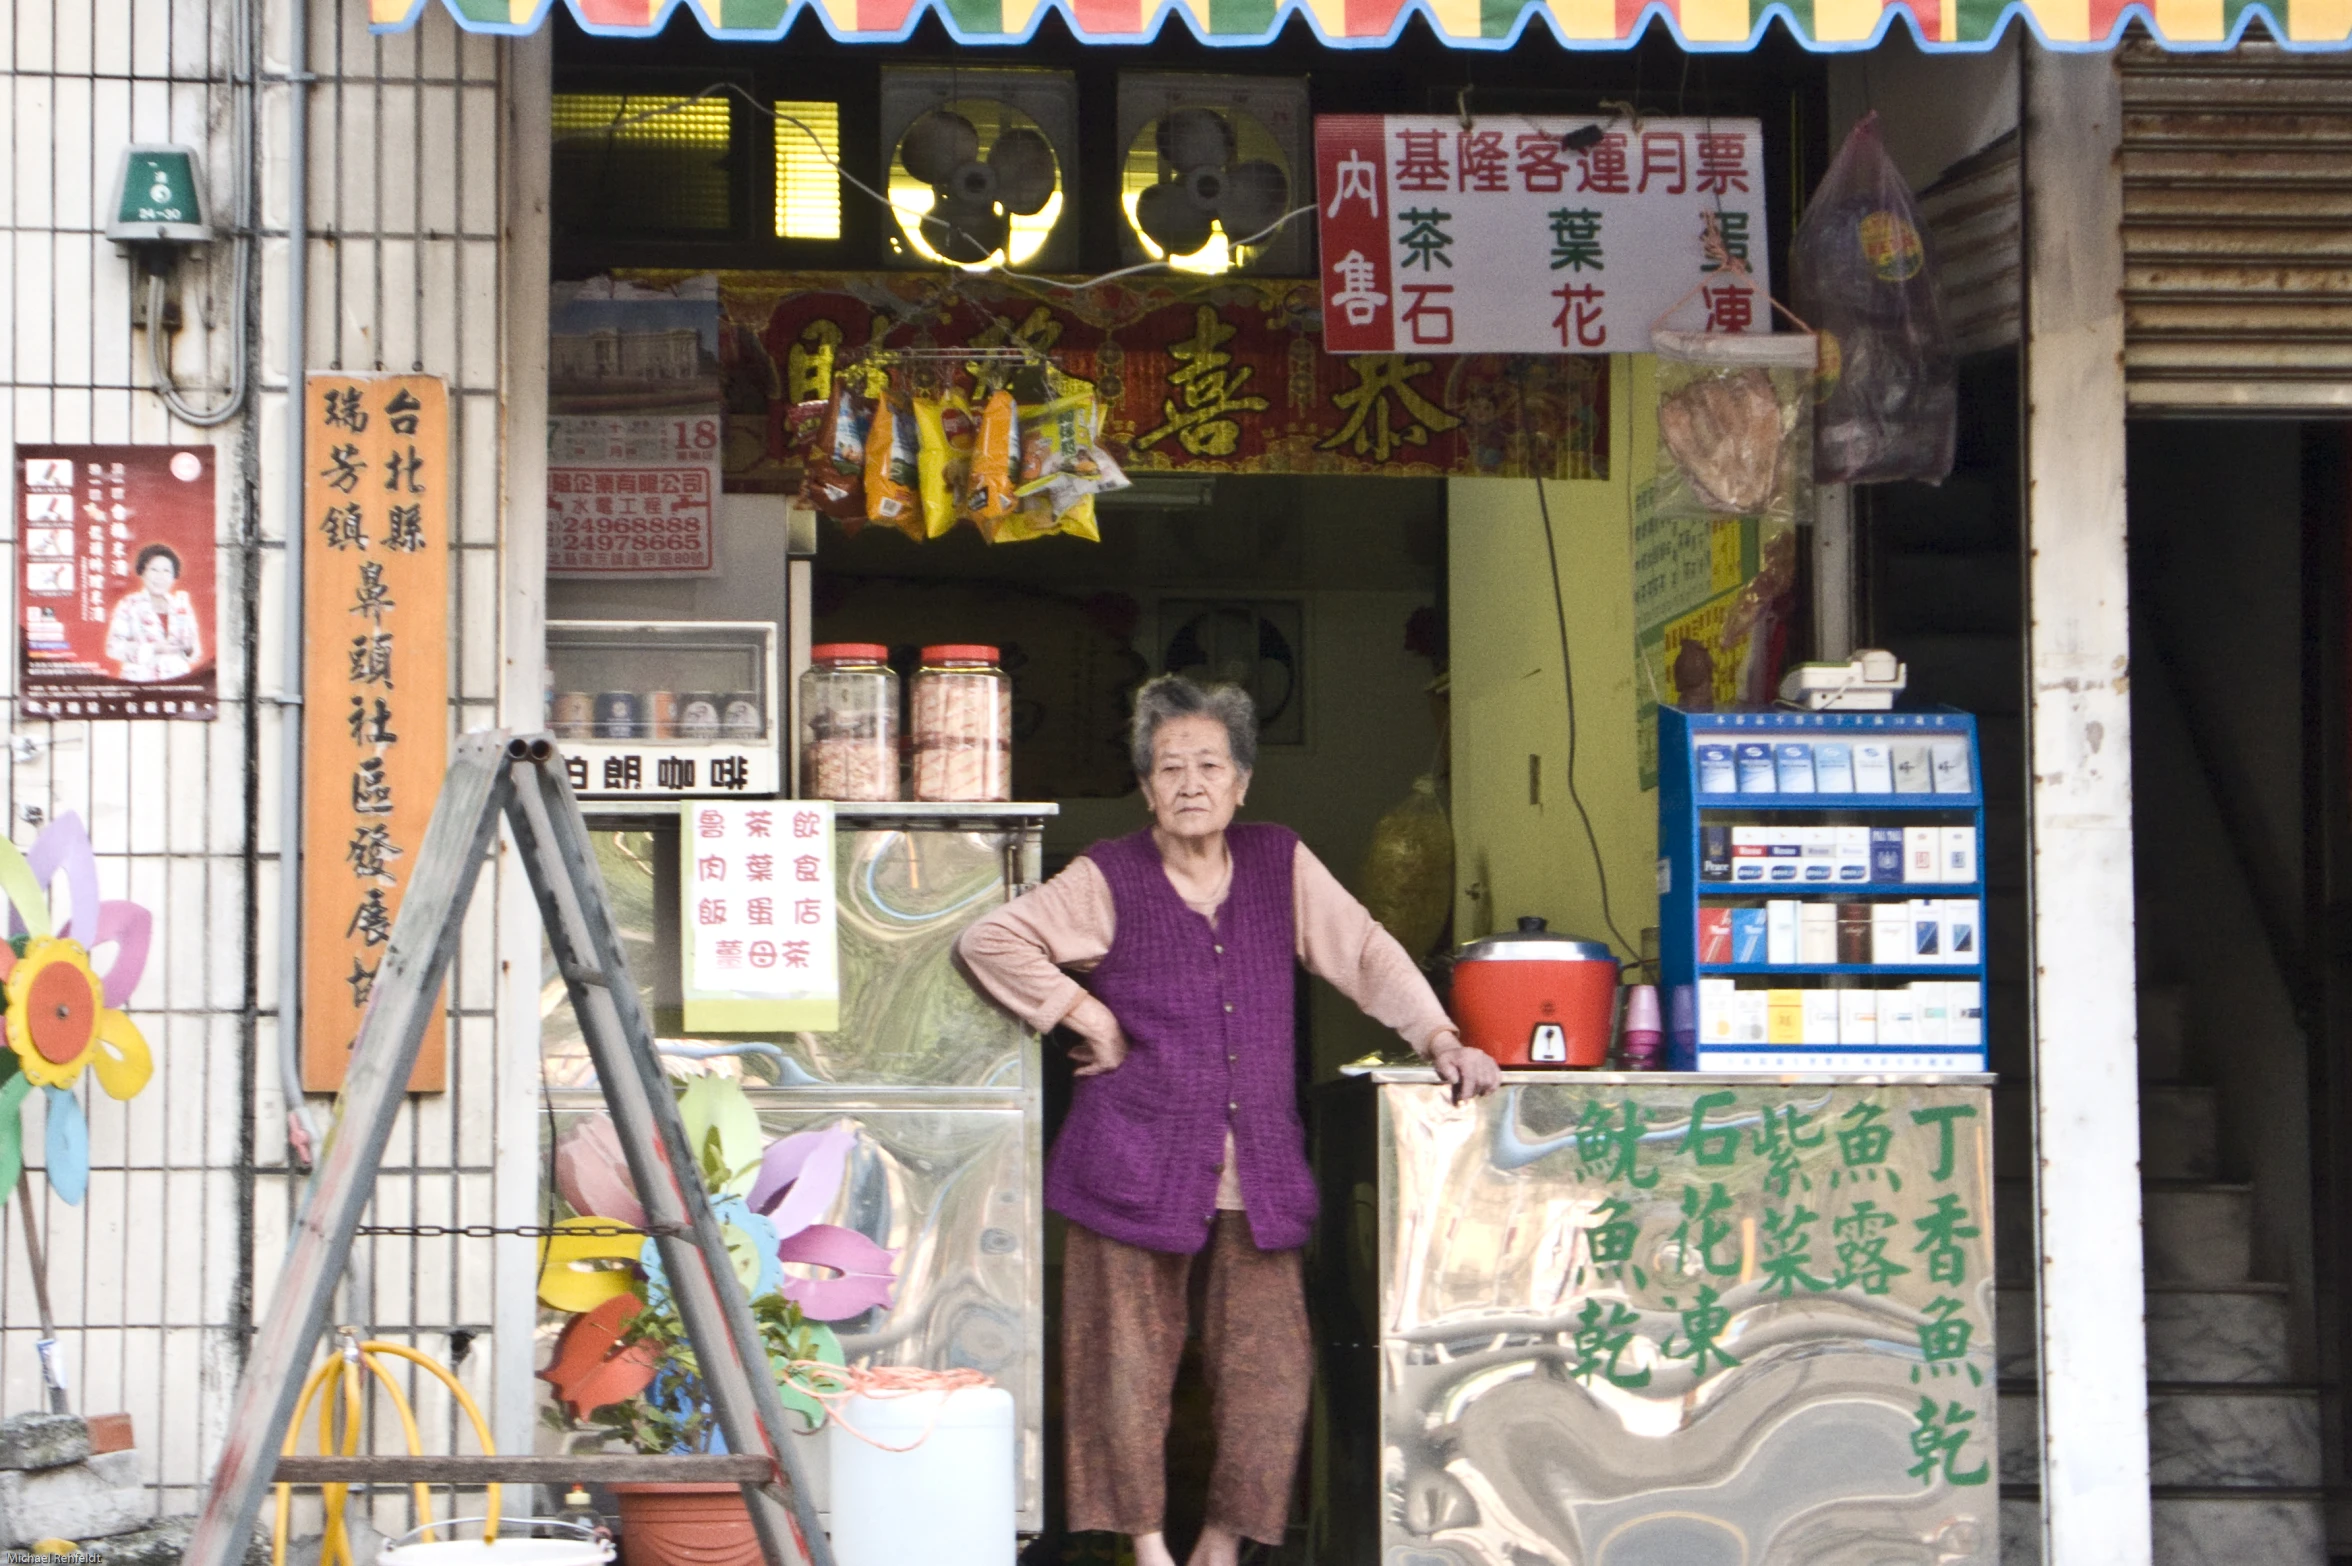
{"left": 377, "top": 1519, "right": 613, "bottom": 1566}
{"left": 827, "top": 1385, "right": 1016, "bottom": 1566}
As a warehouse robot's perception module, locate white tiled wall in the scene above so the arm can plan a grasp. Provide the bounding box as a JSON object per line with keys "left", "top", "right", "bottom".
{"left": 4, "top": 0, "right": 535, "bottom": 1526}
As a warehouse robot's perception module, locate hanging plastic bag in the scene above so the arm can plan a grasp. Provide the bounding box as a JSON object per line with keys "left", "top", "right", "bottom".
{"left": 800, "top": 378, "right": 873, "bottom": 525}
{"left": 1650, "top": 329, "right": 1817, "bottom": 524}
{"left": 1356, "top": 776, "right": 1455, "bottom": 962}
{"left": 863, "top": 390, "right": 923, "bottom": 541}
{"left": 965, "top": 389, "right": 1022, "bottom": 540}
{"left": 1792, "top": 112, "right": 1957, "bottom": 485}
{"left": 913, "top": 389, "right": 977, "bottom": 539}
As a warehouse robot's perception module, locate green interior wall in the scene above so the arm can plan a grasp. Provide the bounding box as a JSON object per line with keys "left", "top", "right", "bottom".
{"left": 1448, "top": 353, "right": 1658, "bottom": 958}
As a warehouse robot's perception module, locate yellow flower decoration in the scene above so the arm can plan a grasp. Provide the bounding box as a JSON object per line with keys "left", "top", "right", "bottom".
{"left": 4, "top": 937, "right": 150, "bottom": 1099}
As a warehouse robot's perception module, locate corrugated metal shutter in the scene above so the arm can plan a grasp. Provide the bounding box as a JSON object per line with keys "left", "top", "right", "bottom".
{"left": 1920, "top": 130, "right": 2022, "bottom": 359}
{"left": 2121, "top": 37, "right": 2352, "bottom": 412}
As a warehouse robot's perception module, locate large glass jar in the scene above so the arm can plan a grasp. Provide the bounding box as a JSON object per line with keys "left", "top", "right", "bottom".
{"left": 911, "top": 644, "right": 1012, "bottom": 802}
{"left": 800, "top": 643, "right": 900, "bottom": 801}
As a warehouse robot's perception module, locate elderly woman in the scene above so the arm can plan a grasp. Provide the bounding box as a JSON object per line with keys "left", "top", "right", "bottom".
{"left": 958, "top": 675, "right": 1499, "bottom": 1566}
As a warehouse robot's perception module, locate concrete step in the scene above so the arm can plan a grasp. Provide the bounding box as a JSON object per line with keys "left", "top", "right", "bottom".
{"left": 2141, "top": 1085, "right": 2221, "bottom": 1182}
{"left": 1882, "top": 552, "right": 2022, "bottom": 636}
{"left": 1994, "top": 1283, "right": 2291, "bottom": 1385}
{"left": 2001, "top": 1491, "right": 2325, "bottom": 1566}
{"left": 2000, "top": 1385, "right": 2320, "bottom": 1489}
{"left": 2145, "top": 1182, "right": 2255, "bottom": 1288}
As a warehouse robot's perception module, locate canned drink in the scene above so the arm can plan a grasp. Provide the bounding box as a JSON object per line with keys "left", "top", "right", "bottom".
{"left": 645, "top": 691, "right": 682, "bottom": 739}
{"left": 550, "top": 691, "right": 594, "bottom": 737}
{"left": 721, "top": 693, "right": 762, "bottom": 740}
{"left": 676, "top": 694, "right": 723, "bottom": 742}
{"left": 594, "top": 691, "right": 643, "bottom": 740}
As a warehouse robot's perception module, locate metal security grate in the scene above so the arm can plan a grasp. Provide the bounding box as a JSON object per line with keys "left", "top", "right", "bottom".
{"left": 773, "top": 100, "right": 841, "bottom": 241}
{"left": 552, "top": 93, "right": 736, "bottom": 236}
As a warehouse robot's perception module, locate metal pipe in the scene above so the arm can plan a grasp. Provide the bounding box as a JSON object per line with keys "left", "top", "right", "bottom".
{"left": 276, "top": 0, "right": 316, "bottom": 1165}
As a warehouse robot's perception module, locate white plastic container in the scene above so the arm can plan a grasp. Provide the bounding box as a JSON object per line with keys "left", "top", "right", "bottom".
{"left": 827, "top": 1385, "right": 1016, "bottom": 1566}
{"left": 378, "top": 1518, "right": 611, "bottom": 1566}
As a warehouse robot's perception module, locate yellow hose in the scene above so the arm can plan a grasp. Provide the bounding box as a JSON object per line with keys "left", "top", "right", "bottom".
{"left": 269, "top": 1337, "right": 502, "bottom": 1566}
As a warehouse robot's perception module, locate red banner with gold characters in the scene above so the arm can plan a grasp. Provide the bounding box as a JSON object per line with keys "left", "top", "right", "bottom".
{"left": 622, "top": 272, "right": 1609, "bottom": 492}
{"left": 301, "top": 373, "right": 450, "bottom": 1093}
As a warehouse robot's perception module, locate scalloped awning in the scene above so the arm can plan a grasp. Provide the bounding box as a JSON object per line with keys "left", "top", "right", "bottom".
{"left": 367, "top": 0, "right": 2352, "bottom": 50}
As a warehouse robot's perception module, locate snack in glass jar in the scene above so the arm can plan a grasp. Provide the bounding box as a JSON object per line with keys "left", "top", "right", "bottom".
{"left": 911, "top": 644, "right": 1013, "bottom": 802}
{"left": 800, "top": 644, "right": 900, "bottom": 801}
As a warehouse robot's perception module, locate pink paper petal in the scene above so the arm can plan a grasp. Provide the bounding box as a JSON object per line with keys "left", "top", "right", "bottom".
{"left": 26, "top": 814, "right": 98, "bottom": 947}
{"left": 748, "top": 1126, "right": 855, "bottom": 1237}
{"left": 555, "top": 1115, "right": 646, "bottom": 1229}
{"left": 774, "top": 1221, "right": 898, "bottom": 1321}
{"left": 92, "top": 901, "right": 153, "bottom": 1008}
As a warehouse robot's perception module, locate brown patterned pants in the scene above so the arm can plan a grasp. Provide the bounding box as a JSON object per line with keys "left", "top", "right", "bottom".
{"left": 1061, "top": 1215, "right": 1312, "bottom": 1547}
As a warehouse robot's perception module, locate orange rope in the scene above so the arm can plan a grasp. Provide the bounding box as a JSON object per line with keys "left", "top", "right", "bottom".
{"left": 784, "top": 1361, "right": 994, "bottom": 1453}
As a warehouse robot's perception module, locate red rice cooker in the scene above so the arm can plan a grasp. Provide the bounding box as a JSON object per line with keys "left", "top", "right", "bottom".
{"left": 1451, "top": 918, "right": 1621, "bottom": 1067}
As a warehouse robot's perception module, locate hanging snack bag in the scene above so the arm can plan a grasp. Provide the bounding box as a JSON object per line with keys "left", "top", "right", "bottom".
{"left": 1650, "top": 329, "right": 1817, "bottom": 524}
{"left": 864, "top": 391, "right": 923, "bottom": 541}
{"left": 1792, "top": 112, "right": 1957, "bottom": 485}
{"left": 966, "top": 388, "right": 1021, "bottom": 539}
{"left": 1012, "top": 392, "right": 1129, "bottom": 540}
{"left": 914, "top": 389, "right": 978, "bottom": 539}
{"left": 801, "top": 379, "right": 874, "bottom": 523}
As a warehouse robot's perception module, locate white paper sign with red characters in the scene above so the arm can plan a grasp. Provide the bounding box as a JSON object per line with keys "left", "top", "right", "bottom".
{"left": 1314, "top": 115, "right": 1771, "bottom": 357}
{"left": 547, "top": 408, "right": 721, "bottom": 577}
{"left": 681, "top": 799, "right": 840, "bottom": 1034}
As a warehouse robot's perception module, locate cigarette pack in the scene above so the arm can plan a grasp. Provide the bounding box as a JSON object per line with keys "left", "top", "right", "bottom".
{"left": 1798, "top": 903, "right": 1838, "bottom": 964}
{"left": 1914, "top": 982, "right": 1951, "bottom": 1044}
{"left": 1800, "top": 827, "right": 1837, "bottom": 883}
{"left": 1904, "top": 826, "right": 1940, "bottom": 883}
{"left": 1696, "top": 742, "right": 1737, "bottom": 794}
{"left": 1838, "top": 987, "right": 1879, "bottom": 1045}
{"left": 1911, "top": 899, "right": 1942, "bottom": 961}
{"left": 1730, "top": 908, "right": 1768, "bottom": 964}
{"left": 1732, "top": 989, "right": 1770, "bottom": 1043}
{"left": 1701, "top": 825, "right": 1732, "bottom": 882}
{"left": 1870, "top": 827, "right": 1905, "bottom": 882}
{"left": 1814, "top": 741, "right": 1855, "bottom": 793}
{"left": 1892, "top": 742, "right": 1931, "bottom": 794}
{"left": 1698, "top": 978, "right": 1737, "bottom": 1044}
{"left": 1698, "top": 907, "right": 1734, "bottom": 964}
{"left": 1732, "top": 839, "right": 1768, "bottom": 883}
{"left": 1765, "top": 828, "right": 1803, "bottom": 884}
{"left": 1736, "top": 742, "right": 1777, "bottom": 793}
{"left": 1836, "top": 826, "right": 1872, "bottom": 882}
{"left": 1879, "top": 986, "right": 1919, "bottom": 1044}
{"left": 1836, "top": 903, "right": 1873, "bottom": 964}
{"left": 1948, "top": 981, "right": 1984, "bottom": 1046}
{"left": 1940, "top": 826, "right": 1976, "bottom": 884}
{"left": 1766, "top": 989, "right": 1804, "bottom": 1043}
{"left": 1941, "top": 899, "right": 1980, "bottom": 964}
{"left": 1872, "top": 903, "right": 1911, "bottom": 964}
{"left": 1775, "top": 742, "right": 1817, "bottom": 794}
{"left": 1801, "top": 990, "right": 1842, "bottom": 1044}
{"left": 1930, "top": 739, "right": 1973, "bottom": 794}
{"left": 1854, "top": 740, "right": 1895, "bottom": 794}
{"left": 1766, "top": 900, "right": 1799, "bottom": 966}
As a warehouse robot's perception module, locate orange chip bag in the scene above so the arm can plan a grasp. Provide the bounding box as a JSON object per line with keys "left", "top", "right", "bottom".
{"left": 914, "top": 390, "right": 977, "bottom": 539}
{"left": 966, "top": 389, "right": 1019, "bottom": 532}
{"left": 864, "top": 391, "right": 922, "bottom": 541}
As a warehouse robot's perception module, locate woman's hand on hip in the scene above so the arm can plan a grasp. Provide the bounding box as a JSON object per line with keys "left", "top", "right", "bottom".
{"left": 1062, "top": 995, "right": 1131, "bottom": 1077}
{"left": 1431, "top": 1038, "right": 1502, "bottom": 1100}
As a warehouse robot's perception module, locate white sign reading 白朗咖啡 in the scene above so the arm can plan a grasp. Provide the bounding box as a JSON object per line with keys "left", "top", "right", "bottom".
{"left": 681, "top": 799, "right": 839, "bottom": 1034}
{"left": 1314, "top": 115, "right": 1771, "bottom": 357}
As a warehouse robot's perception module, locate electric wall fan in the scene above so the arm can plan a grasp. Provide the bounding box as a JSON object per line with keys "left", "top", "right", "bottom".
{"left": 881, "top": 68, "right": 1077, "bottom": 271}
{"left": 1117, "top": 74, "right": 1310, "bottom": 276}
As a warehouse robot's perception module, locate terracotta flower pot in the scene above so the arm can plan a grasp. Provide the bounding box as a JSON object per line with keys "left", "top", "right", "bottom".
{"left": 611, "top": 1482, "right": 761, "bottom": 1566}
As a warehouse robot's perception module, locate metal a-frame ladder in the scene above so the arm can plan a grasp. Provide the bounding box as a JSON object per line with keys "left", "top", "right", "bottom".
{"left": 183, "top": 732, "right": 834, "bottom": 1566}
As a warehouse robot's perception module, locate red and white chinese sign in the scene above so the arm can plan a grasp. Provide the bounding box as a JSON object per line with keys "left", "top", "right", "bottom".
{"left": 681, "top": 799, "right": 839, "bottom": 1034}
{"left": 547, "top": 409, "right": 721, "bottom": 577}
{"left": 1315, "top": 116, "right": 1770, "bottom": 357}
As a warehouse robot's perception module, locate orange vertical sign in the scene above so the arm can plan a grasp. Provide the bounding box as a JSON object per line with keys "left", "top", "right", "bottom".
{"left": 301, "top": 374, "right": 450, "bottom": 1092}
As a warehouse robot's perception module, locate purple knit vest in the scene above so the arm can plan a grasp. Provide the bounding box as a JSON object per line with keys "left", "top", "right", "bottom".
{"left": 1043, "top": 822, "right": 1316, "bottom": 1254}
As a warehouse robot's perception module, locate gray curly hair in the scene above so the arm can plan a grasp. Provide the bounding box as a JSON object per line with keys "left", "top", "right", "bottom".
{"left": 1129, "top": 675, "right": 1258, "bottom": 776}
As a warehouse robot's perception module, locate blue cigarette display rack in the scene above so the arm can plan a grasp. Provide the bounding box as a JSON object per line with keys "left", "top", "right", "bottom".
{"left": 1658, "top": 706, "right": 1988, "bottom": 1073}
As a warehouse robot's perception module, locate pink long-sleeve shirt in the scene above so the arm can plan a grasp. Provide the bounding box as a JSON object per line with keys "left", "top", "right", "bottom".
{"left": 958, "top": 839, "right": 1461, "bottom": 1209}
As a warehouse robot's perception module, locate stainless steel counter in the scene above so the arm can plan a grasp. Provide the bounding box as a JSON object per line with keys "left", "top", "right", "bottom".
{"left": 1311, "top": 1072, "right": 1998, "bottom": 1564}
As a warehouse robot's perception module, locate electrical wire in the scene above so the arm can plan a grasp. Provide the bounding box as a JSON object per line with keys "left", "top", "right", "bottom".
{"left": 1533, "top": 476, "right": 1641, "bottom": 964}
{"left": 147, "top": 0, "right": 254, "bottom": 426}
{"left": 555, "top": 83, "right": 1316, "bottom": 294}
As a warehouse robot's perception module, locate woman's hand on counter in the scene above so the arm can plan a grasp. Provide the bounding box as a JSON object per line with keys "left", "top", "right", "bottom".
{"left": 1431, "top": 1038, "right": 1503, "bottom": 1100}
{"left": 1062, "top": 994, "right": 1131, "bottom": 1077}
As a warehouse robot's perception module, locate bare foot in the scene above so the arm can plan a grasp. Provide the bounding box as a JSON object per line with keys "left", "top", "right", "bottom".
{"left": 1130, "top": 1531, "right": 1180, "bottom": 1566}
{"left": 1185, "top": 1523, "right": 1243, "bottom": 1566}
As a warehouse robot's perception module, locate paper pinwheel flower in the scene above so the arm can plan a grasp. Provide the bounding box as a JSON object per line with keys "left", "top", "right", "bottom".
{"left": 0, "top": 814, "right": 153, "bottom": 1205}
